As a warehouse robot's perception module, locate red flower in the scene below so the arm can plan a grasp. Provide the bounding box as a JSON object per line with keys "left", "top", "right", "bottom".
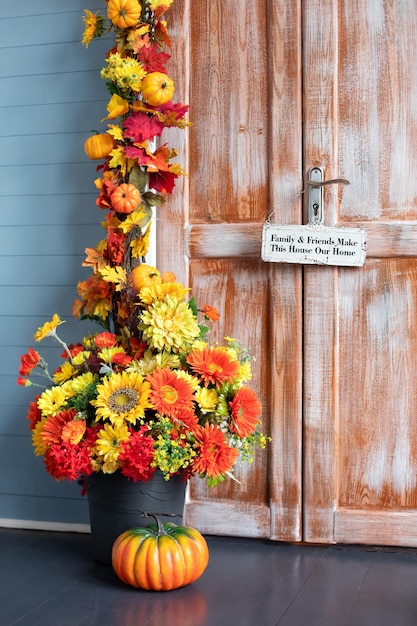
{"left": 192, "top": 423, "right": 239, "bottom": 479}
{"left": 26, "top": 398, "right": 42, "bottom": 430}
{"left": 94, "top": 332, "right": 117, "bottom": 348}
{"left": 187, "top": 347, "right": 239, "bottom": 387}
{"left": 44, "top": 440, "right": 93, "bottom": 481}
{"left": 229, "top": 387, "right": 262, "bottom": 437}
{"left": 119, "top": 427, "right": 156, "bottom": 482}
{"left": 19, "top": 348, "right": 40, "bottom": 376}
{"left": 111, "top": 352, "right": 133, "bottom": 367}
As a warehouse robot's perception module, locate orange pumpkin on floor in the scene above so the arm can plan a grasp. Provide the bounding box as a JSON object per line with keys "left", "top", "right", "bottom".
{"left": 111, "top": 515, "right": 209, "bottom": 591}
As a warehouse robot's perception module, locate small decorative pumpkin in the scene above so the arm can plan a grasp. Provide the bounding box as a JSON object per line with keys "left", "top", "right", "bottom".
{"left": 112, "top": 515, "right": 209, "bottom": 591}
{"left": 110, "top": 183, "right": 141, "bottom": 214}
{"left": 107, "top": 0, "right": 141, "bottom": 29}
{"left": 141, "top": 72, "right": 175, "bottom": 106}
{"left": 84, "top": 133, "right": 115, "bottom": 161}
{"left": 131, "top": 263, "right": 161, "bottom": 291}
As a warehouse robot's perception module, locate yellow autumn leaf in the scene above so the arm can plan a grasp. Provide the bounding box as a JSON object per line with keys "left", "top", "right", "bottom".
{"left": 101, "top": 94, "right": 129, "bottom": 121}
{"left": 118, "top": 209, "right": 146, "bottom": 234}
{"left": 108, "top": 147, "right": 135, "bottom": 177}
{"left": 107, "top": 124, "right": 124, "bottom": 142}
{"left": 99, "top": 266, "right": 127, "bottom": 291}
{"left": 131, "top": 225, "right": 151, "bottom": 259}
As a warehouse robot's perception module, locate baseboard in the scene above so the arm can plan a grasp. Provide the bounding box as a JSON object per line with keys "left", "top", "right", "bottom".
{"left": 0, "top": 518, "right": 91, "bottom": 534}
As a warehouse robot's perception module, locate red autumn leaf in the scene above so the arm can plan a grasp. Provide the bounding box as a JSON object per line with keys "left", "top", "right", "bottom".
{"left": 149, "top": 170, "right": 178, "bottom": 194}
{"left": 137, "top": 43, "right": 171, "bottom": 73}
{"left": 123, "top": 112, "right": 164, "bottom": 143}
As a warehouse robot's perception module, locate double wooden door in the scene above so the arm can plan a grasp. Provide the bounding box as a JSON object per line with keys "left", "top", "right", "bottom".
{"left": 159, "top": 0, "right": 417, "bottom": 546}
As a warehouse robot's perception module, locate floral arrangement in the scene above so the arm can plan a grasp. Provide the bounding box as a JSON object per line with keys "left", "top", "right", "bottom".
{"left": 17, "top": 0, "right": 268, "bottom": 488}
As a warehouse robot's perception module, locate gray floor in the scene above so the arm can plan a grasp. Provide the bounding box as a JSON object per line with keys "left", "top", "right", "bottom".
{"left": 1, "top": 527, "right": 417, "bottom": 625}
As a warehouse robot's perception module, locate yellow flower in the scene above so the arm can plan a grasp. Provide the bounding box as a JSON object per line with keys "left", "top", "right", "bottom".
{"left": 138, "top": 281, "right": 190, "bottom": 305}
{"left": 53, "top": 361, "right": 78, "bottom": 384}
{"left": 101, "top": 53, "right": 146, "bottom": 94}
{"left": 37, "top": 387, "right": 68, "bottom": 417}
{"left": 71, "top": 351, "right": 91, "bottom": 367}
{"left": 32, "top": 418, "right": 49, "bottom": 456}
{"left": 34, "top": 314, "right": 64, "bottom": 342}
{"left": 96, "top": 422, "right": 129, "bottom": 464}
{"left": 81, "top": 10, "right": 104, "bottom": 48}
{"left": 237, "top": 361, "right": 252, "bottom": 383}
{"left": 67, "top": 372, "right": 96, "bottom": 395}
{"left": 140, "top": 296, "right": 200, "bottom": 352}
{"left": 91, "top": 371, "right": 152, "bottom": 426}
{"left": 195, "top": 387, "right": 219, "bottom": 413}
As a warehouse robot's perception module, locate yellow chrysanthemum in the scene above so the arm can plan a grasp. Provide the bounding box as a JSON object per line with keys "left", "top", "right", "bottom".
{"left": 195, "top": 387, "right": 219, "bottom": 413}
{"left": 127, "top": 350, "right": 182, "bottom": 376}
{"left": 101, "top": 53, "right": 146, "bottom": 94}
{"left": 138, "top": 281, "right": 190, "bottom": 305}
{"left": 53, "top": 361, "right": 78, "bottom": 384}
{"left": 95, "top": 422, "right": 130, "bottom": 464}
{"left": 71, "top": 351, "right": 91, "bottom": 367}
{"left": 37, "top": 386, "right": 68, "bottom": 417}
{"left": 81, "top": 9, "right": 104, "bottom": 48}
{"left": 237, "top": 361, "right": 252, "bottom": 383}
{"left": 67, "top": 372, "right": 96, "bottom": 395}
{"left": 32, "top": 417, "right": 49, "bottom": 456}
{"left": 34, "top": 314, "right": 64, "bottom": 342}
{"left": 91, "top": 371, "right": 152, "bottom": 426}
{"left": 140, "top": 296, "right": 200, "bottom": 352}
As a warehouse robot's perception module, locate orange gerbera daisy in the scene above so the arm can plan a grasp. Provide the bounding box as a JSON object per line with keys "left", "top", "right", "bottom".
{"left": 147, "top": 368, "right": 195, "bottom": 417}
{"left": 192, "top": 423, "right": 239, "bottom": 478}
{"left": 186, "top": 347, "right": 239, "bottom": 387}
{"left": 229, "top": 387, "right": 262, "bottom": 437}
{"left": 40, "top": 408, "right": 78, "bottom": 447}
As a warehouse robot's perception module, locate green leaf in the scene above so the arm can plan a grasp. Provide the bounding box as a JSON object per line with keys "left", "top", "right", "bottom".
{"left": 129, "top": 166, "right": 148, "bottom": 191}
{"left": 142, "top": 191, "right": 166, "bottom": 207}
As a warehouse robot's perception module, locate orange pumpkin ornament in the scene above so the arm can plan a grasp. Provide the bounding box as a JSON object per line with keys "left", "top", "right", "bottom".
{"left": 131, "top": 263, "right": 161, "bottom": 291}
{"left": 84, "top": 133, "right": 116, "bottom": 161}
{"left": 112, "top": 515, "right": 209, "bottom": 591}
{"left": 107, "top": 0, "right": 141, "bottom": 29}
{"left": 141, "top": 72, "right": 175, "bottom": 106}
{"left": 110, "top": 183, "right": 141, "bottom": 214}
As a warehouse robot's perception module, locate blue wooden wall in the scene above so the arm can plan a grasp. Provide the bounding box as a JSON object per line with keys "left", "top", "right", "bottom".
{"left": 0, "top": 1, "right": 113, "bottom": 527}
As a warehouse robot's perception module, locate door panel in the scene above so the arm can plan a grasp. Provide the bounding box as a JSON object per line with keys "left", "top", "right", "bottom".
{"left": 160, "top": 0, "right": 417, "bottom": 546}
{"left": 303, "top": 0, "right": 417, "bottom": 544}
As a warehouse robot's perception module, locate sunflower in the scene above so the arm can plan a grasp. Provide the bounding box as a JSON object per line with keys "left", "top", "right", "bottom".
{"left": 81, "top": 10, "right": 104, "bottom": 48}
{"left": 186, "top": 347, "right": 240, "bottom": 387}
{"left": 91, "top": 371, "right": 151, "bottom": 426}
{"left": 34, "top": 314, "right": 64, "bottom": 342}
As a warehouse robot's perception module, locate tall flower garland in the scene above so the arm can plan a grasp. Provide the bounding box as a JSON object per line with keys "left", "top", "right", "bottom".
{"left": 17, "top": 0, "right": 269, "bottom": 489}
{"left": 78, "top": 0, "right": 191, "bottom": 338}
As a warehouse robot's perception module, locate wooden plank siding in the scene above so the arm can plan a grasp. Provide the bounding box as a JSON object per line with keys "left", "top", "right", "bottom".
{"left": 0, "top": 1, "right": 111, "bottom": 528}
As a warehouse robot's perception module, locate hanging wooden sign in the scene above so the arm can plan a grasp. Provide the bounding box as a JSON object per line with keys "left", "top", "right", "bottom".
{"left": 261, "top": 223, "right": 367, "bottom": 267}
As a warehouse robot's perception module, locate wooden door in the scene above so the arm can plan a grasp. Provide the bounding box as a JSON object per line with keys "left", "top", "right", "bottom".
{"left": 303, "top": 0, "right": 417, "bottom": 545}
{"left": 159, "top": 0, "right": 417, "bottom": 546}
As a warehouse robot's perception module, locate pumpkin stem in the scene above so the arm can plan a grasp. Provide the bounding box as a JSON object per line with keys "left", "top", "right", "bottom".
{"left": 140, "top": 510, "right": 179, "bottom": 536}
